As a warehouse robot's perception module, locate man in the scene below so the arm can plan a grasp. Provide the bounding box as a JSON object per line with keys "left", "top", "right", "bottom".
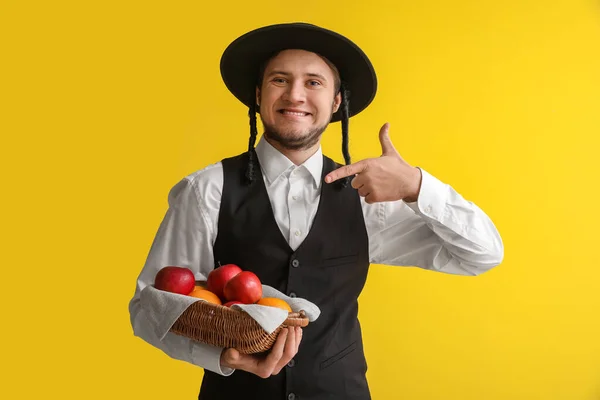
{"left": 129, "top": 23, "right": 504, "bottom": 400}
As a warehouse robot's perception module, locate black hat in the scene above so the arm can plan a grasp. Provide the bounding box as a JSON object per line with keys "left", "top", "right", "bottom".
{"left": 220, "top": 22, "right": 377, "bottom": 122}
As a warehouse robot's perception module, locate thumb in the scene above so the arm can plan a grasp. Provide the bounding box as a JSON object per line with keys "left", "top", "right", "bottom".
{"left": 379, "top": 123, "right": 398, "bottom": 156}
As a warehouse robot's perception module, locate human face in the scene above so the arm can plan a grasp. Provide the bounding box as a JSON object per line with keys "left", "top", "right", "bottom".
{"left": 257, "top": 49, "right": 342, "bottom": 151}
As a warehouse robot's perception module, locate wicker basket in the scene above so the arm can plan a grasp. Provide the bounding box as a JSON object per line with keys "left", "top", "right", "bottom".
{"left": 170, "top": 300, "right": 309, "bottom": 354}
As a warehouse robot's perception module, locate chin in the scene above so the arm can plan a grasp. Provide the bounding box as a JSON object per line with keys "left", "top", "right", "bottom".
{"left": 268, "top": 119, "right": 312, "bottom": 135}
{"left": 262, "top": 114, "right": 329, "bottom": 151}
{"left": 277, "top": 126, "right": 312, "bottom": 136}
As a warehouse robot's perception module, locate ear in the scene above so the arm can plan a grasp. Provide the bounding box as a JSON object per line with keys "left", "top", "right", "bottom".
{"left": 332, "top": 91, "right": 342, "bottom": 113}
{"left": 256, "top": 87, "right": 261, "bottom": 107}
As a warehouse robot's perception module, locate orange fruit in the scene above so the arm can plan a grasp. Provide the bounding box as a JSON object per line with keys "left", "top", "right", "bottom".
{"left": 194, "top": 281, "right": 208, "bottom": 290}
{"left": 188, "top": 287, "right": 222, "bottom": 305}
{"left": 257, "top": 297, "right": 292, "bottom": 312}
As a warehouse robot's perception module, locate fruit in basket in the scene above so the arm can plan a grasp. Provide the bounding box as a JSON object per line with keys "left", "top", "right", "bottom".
{"left": 223, "top": 301, "right": 243, "bottom": 308}
{"left": 188, "top": 287, "right": 222, "bottom": 305}
{"left": 257, "top": 297, "right": 293, "bottom": 312}
{"left": 154, "top": 266, "right": 195, "bottom": 295}
{"left": 223, "top": 271, "right": 263, "bottom": 304}
{"left": 207, "top": 264, "right": 243, "bottom": 300}
{"left": 194, "top": 281, "right": 208, "bottom": 289}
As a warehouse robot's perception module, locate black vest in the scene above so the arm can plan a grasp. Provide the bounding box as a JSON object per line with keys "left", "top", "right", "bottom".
{"left": 199, "top": 151, "right": 371, "bottom": 400}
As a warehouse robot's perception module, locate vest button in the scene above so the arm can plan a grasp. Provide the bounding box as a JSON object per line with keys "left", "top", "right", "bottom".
{"left": 291, "top": 259, "right": 300, "bottom": 268}
{"left": 287, "top": 359, "right": 296, "bottom": 368}
{"left": 289, "top": 292, "right": 297, "bottom": 298}
{"left": 288, "top": 393, "right": 296, "bottom": 400}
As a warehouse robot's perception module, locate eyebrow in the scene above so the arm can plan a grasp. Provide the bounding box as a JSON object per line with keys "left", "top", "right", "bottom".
{"left": 266, "top": 70, "right": 328, "bottom": 82}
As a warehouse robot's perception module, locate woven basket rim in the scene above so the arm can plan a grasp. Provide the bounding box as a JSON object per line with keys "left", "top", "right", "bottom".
{"left": 195, "top": 299, "right": 309, "bottom": 325}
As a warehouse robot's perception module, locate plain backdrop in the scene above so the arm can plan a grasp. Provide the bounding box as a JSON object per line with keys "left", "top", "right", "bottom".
{"left": 2, "top": 0, "right": 599, "bottom": 399}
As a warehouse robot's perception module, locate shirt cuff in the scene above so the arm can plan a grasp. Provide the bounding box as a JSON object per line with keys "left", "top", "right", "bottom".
{"left": 191, "top": 343, "right": 235, "bottom": 376}
{"left": 404, "top": 167, "right": 449, "bottom": 221}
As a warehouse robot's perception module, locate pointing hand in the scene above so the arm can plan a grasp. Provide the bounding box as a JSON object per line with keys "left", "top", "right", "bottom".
{"left": 325, "top": 123, "right": 422, "bottom": 204}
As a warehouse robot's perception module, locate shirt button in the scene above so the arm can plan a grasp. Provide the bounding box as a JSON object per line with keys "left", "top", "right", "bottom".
{"left": 294, "top": 230, "right": 301, "bottom": 237}
{"left": 287, "top": 359, "right": 296, "bottom": 368}
{"left": 289, "top": 292, "right": 297, "bottom": 298}
{"left": 288, "top": 393, "right": 296, "bottom": 400}
{"left": 425, "top": 205, "right": 432, "bottom": 213}
{"left": 291, "top": 259, "right": 300, "bottom": 268}
{"left": 292, "top": 195, "right": 298, "bottom": 200}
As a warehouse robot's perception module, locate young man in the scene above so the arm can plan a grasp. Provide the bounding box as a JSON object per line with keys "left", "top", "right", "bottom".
{"left": 129, "top": 23, "right": 504, "bottom": 400}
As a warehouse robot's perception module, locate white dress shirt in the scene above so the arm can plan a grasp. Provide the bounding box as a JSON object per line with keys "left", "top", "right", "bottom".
{"left": 128, "top": 136, "right": 504, "bottom": 376}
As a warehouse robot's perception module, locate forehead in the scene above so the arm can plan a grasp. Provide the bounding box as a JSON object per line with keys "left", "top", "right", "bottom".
{"left": 264, "top": 49, "right": 336, "bottom": 78}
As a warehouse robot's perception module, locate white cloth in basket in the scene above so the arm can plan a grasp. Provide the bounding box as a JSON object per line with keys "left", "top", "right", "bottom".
{"left": 140, "top": 284, "right": 321, "bottom": 339}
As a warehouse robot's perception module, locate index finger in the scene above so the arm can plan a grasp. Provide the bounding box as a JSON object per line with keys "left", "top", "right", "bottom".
{"left": 325, "top": 160, "right": 368, "bottom": 183}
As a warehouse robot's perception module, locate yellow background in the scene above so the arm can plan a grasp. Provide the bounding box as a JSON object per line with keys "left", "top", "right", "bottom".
{"left": 2, "top": 0, "right": 599, "bottom": 399}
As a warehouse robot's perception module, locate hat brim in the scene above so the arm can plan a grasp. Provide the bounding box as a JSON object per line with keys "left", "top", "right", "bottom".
{"left": 220, "top": 23, "right": 377, "bottom": 123}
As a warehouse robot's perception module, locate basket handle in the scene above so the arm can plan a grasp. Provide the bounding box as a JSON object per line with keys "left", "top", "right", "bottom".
{"left": 283, "top": 310, "right": 309, "bottom": 328}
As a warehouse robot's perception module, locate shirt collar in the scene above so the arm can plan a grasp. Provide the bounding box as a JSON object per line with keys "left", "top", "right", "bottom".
{"left": 255, "top": 135, "right": 323, "bottom": 187}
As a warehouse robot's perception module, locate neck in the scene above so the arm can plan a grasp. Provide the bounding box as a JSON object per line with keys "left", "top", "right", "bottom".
{"left": 263, "top": 136, "right": 320, "bottom": 166}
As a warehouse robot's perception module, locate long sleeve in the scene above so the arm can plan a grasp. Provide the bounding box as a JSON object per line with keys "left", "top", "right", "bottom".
{"left": 365, "top": 168, "right": 504, "bottom": 275}
{"left": 127, "top": 165, "right": 234, "bottom": 375}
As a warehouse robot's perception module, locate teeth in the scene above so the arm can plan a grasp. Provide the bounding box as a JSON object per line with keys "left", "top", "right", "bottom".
{"left": 282, "top": 111, "right": 308, "bottom": 116}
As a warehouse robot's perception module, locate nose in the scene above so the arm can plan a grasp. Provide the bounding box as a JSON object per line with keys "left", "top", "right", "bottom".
{"left": 282, "top": 80, "right": 306, "bottom": 104}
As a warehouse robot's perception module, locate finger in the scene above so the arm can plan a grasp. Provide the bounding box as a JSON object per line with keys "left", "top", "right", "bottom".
{"left": 325, "top": 160, "right": 369, "bottom": 184}
{"left": 264, "top": 328, "right": 288, "bottom": 370}
{"left": 351, "top": 175, "right": 364, "bottom": 189}
{"left": 280, "top": 326, "right": 296, "bottom": 365}
{"left": 358, "top": 187, "right": 370, "bottom": 197}
{"left": 284, "top": 327, "right": 297, "bottom": 360}
{"left": 365, "top": 193, "right": 378, "bottom": 204}
{"left": 295, "top": 328, "right": 302, "bottom": 353}
{"left": 273, "top": 327, "right": 297, "bottom": 374}
{"left": 379, "top": 122, "right": 399, "bottom": 156}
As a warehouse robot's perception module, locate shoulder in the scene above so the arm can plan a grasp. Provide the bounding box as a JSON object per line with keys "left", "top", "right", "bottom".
{"left": 186, "top": 161, "right": 224, "bottom": 188}
{"left": 167, "top": 150, "right": 251, "bottom": 205}
{"left": 168, "top": 161, "right": 224, "bottom": 207}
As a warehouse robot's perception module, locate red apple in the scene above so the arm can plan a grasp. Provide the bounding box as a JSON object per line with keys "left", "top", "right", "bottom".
{"left": 154, "top": 266, "right": 195, "bottom": 295}
{"left": 223, "top": 271, "right": 263, "bottom": 304}
{"left": 223, "top": 301, "right": 243, "bottom": 308}
{"left": 207, "top": 264, "right": 242, "bottom": 300}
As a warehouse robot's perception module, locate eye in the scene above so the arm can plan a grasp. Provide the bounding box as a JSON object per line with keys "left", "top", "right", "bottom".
{"left": 272, "top": 77, "right": 287, "bottom": 84}
{"left": 308, "top": 80, "right": 322, "bottom": 87}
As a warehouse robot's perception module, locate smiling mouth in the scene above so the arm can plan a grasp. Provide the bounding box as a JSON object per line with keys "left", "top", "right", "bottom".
{"left": 278, "top": 109, "right": 311, "bottom": 117}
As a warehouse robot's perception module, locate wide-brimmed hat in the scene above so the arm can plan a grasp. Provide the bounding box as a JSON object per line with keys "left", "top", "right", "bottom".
{"left": 220, "top": 22, "right": 377, "bottom": 122}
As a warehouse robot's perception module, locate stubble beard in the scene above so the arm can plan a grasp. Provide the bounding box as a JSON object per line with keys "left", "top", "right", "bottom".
{"left": 261, "top": 121, "right": 328, "bottom": 151}
{"left": 261, "top": 107, "right": 334, "bottom": 151}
